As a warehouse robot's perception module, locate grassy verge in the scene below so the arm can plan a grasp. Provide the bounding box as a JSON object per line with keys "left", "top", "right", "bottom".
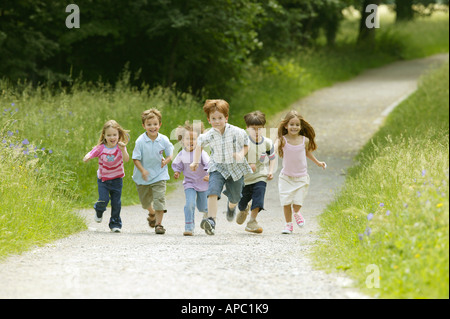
{"left": 0, "top": 10, "right": 448, "bottom": 258}
{"left": 314, "top": 63, "right": 449, "bottom": 299}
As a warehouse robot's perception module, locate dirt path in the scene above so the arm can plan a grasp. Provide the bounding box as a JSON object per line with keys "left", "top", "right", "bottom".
{"left": 0, "top": 53, "right": 448, "bottom": 299}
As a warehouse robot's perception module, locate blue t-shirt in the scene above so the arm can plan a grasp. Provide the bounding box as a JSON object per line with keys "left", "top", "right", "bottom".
{"left": 132, "top": 132, "right": 174, "bottom": 185}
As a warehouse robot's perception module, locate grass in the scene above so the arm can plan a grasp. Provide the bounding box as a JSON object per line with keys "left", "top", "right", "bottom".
{"left": 0, "top": 9, "right": 448, "bottom": 261}
{"left": 314, "top": 63, "right": 449, "bottom": 299}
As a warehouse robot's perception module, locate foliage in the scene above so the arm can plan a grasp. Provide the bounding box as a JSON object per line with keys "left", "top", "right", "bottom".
{"left": 314, "top": 64, "right": 449, "bottom": 298}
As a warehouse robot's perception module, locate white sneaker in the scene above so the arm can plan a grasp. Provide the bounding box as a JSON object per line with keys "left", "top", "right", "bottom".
{"left": 282, "top": 222, "right": 293, "bottom": 234}
{"left": 94, "top": 212, "right": 102, "bottom": 223}
{"left": 293, "top": 212, "right": 305, "bottom": 227}
{"left": 111, "top": 228, "right": 121, "bottom": 233}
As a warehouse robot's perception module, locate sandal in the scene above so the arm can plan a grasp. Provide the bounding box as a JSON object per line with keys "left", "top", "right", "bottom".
{"left": 147, "top": 214, "right": 156, "bottom": 228}
{"left": 155, "top": 224, "right": 166, "bottom": 235}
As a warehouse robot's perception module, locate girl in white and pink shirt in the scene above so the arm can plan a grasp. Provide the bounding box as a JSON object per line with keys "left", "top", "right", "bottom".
{"left": 83, "top": 120, "right": 130, "bottom": 232}
{"left": 275, "top": 111, "right": 326, "bottom": 234}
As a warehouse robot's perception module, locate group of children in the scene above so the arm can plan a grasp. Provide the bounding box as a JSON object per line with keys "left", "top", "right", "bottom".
{"left": 83, "top": 99, "right": 326, "bottom": 236}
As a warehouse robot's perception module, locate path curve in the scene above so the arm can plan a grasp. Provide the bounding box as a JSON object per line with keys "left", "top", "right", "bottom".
{"left": 0, "top": 53, "right": 448, "bottom": 299}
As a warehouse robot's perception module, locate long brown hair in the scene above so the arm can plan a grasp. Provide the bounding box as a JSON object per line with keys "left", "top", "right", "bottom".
{"left": 277, "top": 110, "right": 316, "bottom": 158}
{"left": 97, "top": 120, "right": 130, "bottom": 146}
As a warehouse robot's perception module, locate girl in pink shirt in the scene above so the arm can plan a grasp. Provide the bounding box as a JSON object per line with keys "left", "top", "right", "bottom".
{"left": 83, "top": 120, "right": 130, "bottom": 232}
{"left": 275, "top": 111, "right": 326, "bottom": 234}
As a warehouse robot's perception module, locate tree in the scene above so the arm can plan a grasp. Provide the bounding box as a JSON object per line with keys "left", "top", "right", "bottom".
{"left": 357, "top": 0, "right": 381, "bottom": 45}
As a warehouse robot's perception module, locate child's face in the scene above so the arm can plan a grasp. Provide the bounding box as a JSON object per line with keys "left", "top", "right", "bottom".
{"left": 285, "top": 117, "right": 301, "bottom": 136}
{"left": 104, "top": 127, "right": 120, "bottom": 147}
{"left": 208, "top": 110, "right": 228, "bottom": 133}
{"left": 143, "top": 117, "right": 162, "bottom": 139}
{"left": 247, "top": 125, "right": 264, "bottom": 141}
{"left": 183, "top": 131, "right": 198, "bottom": 152}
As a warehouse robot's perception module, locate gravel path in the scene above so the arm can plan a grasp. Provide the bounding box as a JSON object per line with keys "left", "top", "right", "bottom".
{"left": 0, "top": 53, "right": 448, "bottom": 299}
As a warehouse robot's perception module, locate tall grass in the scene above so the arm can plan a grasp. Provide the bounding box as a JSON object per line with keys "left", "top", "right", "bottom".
{"left": 314, "top": 64, "right": 449, "bottom": 298}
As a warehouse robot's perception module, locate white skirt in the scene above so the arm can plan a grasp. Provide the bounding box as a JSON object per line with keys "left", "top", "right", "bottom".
{"left": 278, "top": 173, "right": 310, "bottom": 206}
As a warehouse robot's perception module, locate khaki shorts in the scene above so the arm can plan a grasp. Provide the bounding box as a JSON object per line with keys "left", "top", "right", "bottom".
{"left": 135, "top": 180, "right": 167, "bottom": 212}
{"left": 278, "top": 174, "right": 310, "bottom": 206}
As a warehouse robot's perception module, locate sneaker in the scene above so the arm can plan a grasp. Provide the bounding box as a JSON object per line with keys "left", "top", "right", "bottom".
{"left": 293, "top": 212, "right": 305, "bottom": 227}
{"left": 111, "top": 227, "right": 121, "bottom": 233}
{"left": 226, "top": 202, "right": 237, "bottom": 222}
{"left": 94, "top": 211, "right": 102, "bottom": 223}
{"left": 282, "top": 222, "right": 293, "bottom": 234}
{"left": 236, "top": 204, "right": 250, "bottom": 225}
{"left": 155, "top": 224, "right": 166, "bottom": 235}
{"left": 245, "top": 219, "right": 263, "bottom": 234}
{"left": 200, "top": 217, "right": 215, "bottom": 235}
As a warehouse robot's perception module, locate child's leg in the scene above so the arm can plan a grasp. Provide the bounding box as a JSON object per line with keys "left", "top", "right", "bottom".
{"left": 207, "top": 195, "right": 219, "bottom": 219}
{"left": 184, "top": 188, "right": 196, "bottom": 231}
{"left": 94, "top": 178, "right": 110, "bottom": 220}
{"left": 293, "top": 204, "right": 302, "bottom": 213}
{"left": 196, "top": 190, "right": 208, "bottom": 219}
{"left": 109, "top": 178, "right": 123, "bottom": 230}
{"left": 283, "top": 205, "right": 293, "bottom": 223}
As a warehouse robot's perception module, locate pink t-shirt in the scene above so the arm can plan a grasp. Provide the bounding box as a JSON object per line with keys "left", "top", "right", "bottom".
{"left": 280, "top": 136, "right": 308, "bottom": 177}
{"left": 87, "top": 144, "right": 125, "bottom": 181}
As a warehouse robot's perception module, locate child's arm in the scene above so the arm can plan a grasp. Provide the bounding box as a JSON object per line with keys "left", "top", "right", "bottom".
{"left": 233, "top": 145, "right": 248, "bottom": 162}
{"left": 133, "top": 159, "right": 150, "bottom": 181}
{"left": 118, "top": 142, "right": 129, "bottom": 162}
{"left": 267, "top": 157, "right": 276, "bottom": 180}
{"left": 161, "top": 154, "right": 173, "bottom": 168}
{"left": 305, "top": 139, "right": 326, "bottom": 170}
{"left": 190, "top": 145, "right": 203, "bottom": 171}
{"left": 83, "top": 152, "right": 91, "bottom": 163}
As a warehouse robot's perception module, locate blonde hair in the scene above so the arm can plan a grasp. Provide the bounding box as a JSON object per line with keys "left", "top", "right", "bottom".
{"left": 277, "top": 110, "right": 316, "bottom": 158}
{"left": 97, "top": 120, "right": 130, "bottom": 146}
{"left": 141, "top": 108, "right": 162, "bottom": 124}
{"left": 175, "top": 120, "right": 205, "bottom": 142}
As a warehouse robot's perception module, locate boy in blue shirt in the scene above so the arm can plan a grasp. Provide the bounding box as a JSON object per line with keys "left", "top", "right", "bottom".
{"left": 133, "top": 109, "right": 174, "bottom": 234}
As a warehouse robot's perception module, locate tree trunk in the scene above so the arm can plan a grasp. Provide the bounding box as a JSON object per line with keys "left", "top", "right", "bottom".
{"left": 396, "top": 0, "right": 414, "bottom": 22}
{"left": 357, "top": 0, "right": 381, "bottom": 45}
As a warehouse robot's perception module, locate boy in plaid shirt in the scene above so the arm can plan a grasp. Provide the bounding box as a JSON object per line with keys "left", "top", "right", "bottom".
{"left": 190, "top": 99, "right": 252, "bottom": 235}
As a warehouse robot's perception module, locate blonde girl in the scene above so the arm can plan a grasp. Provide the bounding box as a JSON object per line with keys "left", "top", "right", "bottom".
{"left": 275, "top": 111, "right": 326, "bottom": 234}
{"left": 172, "top": 121, "right": 210, "bottom": 236}
{"left": 83, "top": 120, "right": 130, "bottom": 232}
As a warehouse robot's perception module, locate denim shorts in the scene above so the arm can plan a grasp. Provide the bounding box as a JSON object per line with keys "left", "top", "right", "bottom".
{"left": 207, "top": 171, "right": 244, "bottom": 204}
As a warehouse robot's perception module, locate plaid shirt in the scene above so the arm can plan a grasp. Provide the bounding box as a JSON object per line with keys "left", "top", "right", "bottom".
{"left": 197, "top": 124, "right": 252, "bottom": 181}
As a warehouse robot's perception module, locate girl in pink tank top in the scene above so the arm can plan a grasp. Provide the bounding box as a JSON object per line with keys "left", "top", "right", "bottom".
{"left": 275, "top": 111, "right": 326, "bottom": 234}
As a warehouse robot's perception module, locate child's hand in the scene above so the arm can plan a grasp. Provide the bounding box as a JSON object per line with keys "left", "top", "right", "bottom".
{"left": 267, "top": 172, "right": 274, "bottom": 181}
{"left": 118, "top": 142, "right": 126, "bottom": 150}
{"left": 318, "top": 162, "right": 327, "bottom": 170}
{"left": 142, "top": 169, "right": 150, "bottom": 181}
{"left": 190, "top": 163, "right": 199, "bottom": 172}
{"left": 174, "top": 172, "right": 180, "bottom": 179}
{"left": 203, "top": 175, "right": 209, "bottom": 182}
{"left": 83, "top": 155, "right": 90, "bottom": 163}
{"left": 161, "top": 157, "right": 169, "bottom": 168}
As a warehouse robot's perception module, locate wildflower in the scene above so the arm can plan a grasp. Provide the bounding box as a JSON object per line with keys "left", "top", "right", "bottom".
{"left": 7, "top": 131, "right": 13, "bottom": 136}
{"left": 422, "top": 169, "right": 426, "bottom": 177}
{"left": 437, "top": 203, "right": 443, "bottom": 208}
{"left": 49, "top": 150, "right": 53, "bottom": 154}
{"left": 414, "top": 254, "right": 420, "bottom": 258}
{"left": 365, "top": 227, "right": 372, "bottom": 236}
{"left": 386, "top": 210, "right": 391, "bottom": 216}
{"left": 22, "top": 139, "right": 30, "bottom": 145}
{"left": 403, "top": 203, "right": 408, "bottom": 208}
{"left": 367, "top": 213, "right": 374, "bottom": 221}
{"left": 417, "top": 191, "right": 421, "bottom": 197}
{"left": 379, "top": 203, "right": 384, "bottom": 207}
{"left": 23, "top": 149, "right": 29, "bottom": 155}
{"left": 358, "top": 234, "right": 364, "bottom": 241}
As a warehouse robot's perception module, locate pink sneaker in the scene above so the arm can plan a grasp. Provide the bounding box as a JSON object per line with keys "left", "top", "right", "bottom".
{"left": 282, "top": 222, "right": 293, "bottom": 234}
{"left": 293, "top": 212, "right": 305, "bottom": 227}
